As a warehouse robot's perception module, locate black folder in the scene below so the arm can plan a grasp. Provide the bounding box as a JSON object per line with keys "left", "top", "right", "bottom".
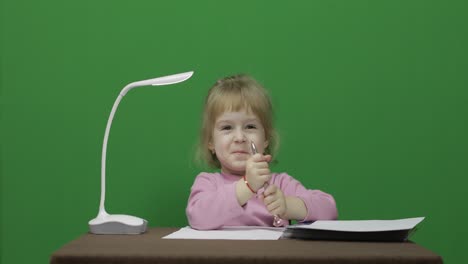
{"left": 281, "top": 217, "right": 423, "bottom": 242}
{"left": 282, "top": 227, "right": 416, "bottom": 242}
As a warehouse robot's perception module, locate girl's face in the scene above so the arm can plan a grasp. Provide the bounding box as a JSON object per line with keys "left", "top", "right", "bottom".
{"left": 209, "top": 110, "right": 269, "bottom": 176}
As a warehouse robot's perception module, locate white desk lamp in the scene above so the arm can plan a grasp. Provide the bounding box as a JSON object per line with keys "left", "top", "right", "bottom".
{"left": 89, "top": 71, "right": 194, "bottom": 234}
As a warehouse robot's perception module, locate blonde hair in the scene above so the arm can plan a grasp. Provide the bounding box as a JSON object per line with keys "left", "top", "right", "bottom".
{"left": 196, "top": 74, "right": 279, "bottom": 168}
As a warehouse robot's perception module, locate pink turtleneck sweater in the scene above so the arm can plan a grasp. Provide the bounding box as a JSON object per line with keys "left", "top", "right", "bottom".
{"left": 186, "top": 172, "right": 338, "bottom": 230}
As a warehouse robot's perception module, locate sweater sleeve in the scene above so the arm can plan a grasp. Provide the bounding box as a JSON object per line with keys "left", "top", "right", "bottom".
{"left": 186, "top": 173, "right": 244, "bottom": 230}
{"left": 276, "top": 173, "right": 338, "bottom": 221}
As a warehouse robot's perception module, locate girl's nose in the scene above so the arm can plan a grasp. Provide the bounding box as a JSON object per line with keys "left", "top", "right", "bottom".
{"left": 233, "top": 129, "right": 247, "bottom": 142}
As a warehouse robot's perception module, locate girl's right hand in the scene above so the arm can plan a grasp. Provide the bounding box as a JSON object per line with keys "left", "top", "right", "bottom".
{"left": 245, "top": 153, "right": 272, "bottom": 191}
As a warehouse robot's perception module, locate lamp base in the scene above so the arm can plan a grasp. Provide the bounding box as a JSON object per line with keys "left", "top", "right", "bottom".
{"left": 89, "top": 214, "right": 147, "bottom": 234}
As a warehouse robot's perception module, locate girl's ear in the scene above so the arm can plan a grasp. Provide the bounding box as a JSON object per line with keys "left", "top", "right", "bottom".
{"left": 208, "top": 141, "right": 214, "bottom": 153}
{"left": 263, "top": 139, "right": 269, "bottom": 150}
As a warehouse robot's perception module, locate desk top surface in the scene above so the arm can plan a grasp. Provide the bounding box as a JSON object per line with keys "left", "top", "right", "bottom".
{"left": 50, "top": 227, "right": 443, "bottom": 264}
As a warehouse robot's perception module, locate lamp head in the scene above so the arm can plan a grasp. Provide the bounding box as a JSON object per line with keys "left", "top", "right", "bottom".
{"left": 150, "top": 71, "right": 194, "bottom": 86}
{"left": 120, "top": 71, "right": 194, "bottom": 96}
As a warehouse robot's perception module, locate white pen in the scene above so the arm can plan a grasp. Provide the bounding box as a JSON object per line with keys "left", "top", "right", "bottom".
{"left": 250, "top": 140, "right": 283, "bottom": 227}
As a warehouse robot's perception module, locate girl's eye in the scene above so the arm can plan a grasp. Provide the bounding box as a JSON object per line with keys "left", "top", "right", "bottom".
{"left": 246, "top": 124, "right": 257, "bottom": 129}
{"left": 221, "top": 125, "right": 232, "bottom": 130}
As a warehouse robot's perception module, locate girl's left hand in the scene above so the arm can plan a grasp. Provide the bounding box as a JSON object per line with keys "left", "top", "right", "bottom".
{"left": 260, "top": 185, "right": 287, "bottom": 218}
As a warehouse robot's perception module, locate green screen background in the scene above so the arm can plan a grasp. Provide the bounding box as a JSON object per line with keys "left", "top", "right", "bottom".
{"left": 2, "top": 1, "right": 467, "bottom": 263}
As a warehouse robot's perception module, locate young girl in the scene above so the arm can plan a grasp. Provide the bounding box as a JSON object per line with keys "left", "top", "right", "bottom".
{"left": 186, "top": 74, "right": 337, "bottom": 230}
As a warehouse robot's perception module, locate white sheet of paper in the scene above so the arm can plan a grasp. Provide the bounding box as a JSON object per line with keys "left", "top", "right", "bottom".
{"left": 288, "top": 217, "right": 424, "bottom": 232}
{"left": 163, "top": 226, "right": 284, "bottom": 240}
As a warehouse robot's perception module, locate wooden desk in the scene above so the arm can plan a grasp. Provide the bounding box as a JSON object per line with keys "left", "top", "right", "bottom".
{"left": 50, "top": 227, "right": 443, "bottom": 264}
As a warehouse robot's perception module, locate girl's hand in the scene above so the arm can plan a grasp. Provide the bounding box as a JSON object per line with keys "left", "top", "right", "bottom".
{"left": 245, "top": 153, "right": 272, "bottom": 191}
{"left": 261, "top": 184, "right": 287, "bottom": 218}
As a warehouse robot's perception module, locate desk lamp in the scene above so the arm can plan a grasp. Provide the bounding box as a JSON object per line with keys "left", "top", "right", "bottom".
{"left": 89, "top": 71, "right": 194, "bottom": 234}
